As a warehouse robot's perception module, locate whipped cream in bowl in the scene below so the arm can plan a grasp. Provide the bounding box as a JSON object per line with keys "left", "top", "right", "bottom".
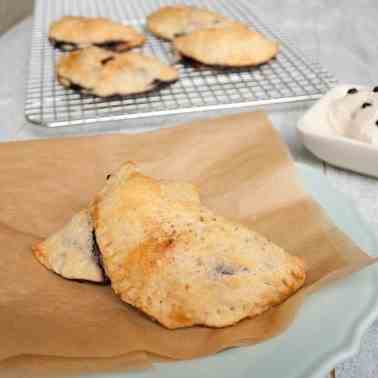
{"left": 297, "top": 84, "right": 378, "bottom": 177}
{"left": 328, "top": 86, "right": 378, "bottom": 144}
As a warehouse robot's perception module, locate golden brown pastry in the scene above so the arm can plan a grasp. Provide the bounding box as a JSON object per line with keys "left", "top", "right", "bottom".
{"left": 146, "top": 5, "right": 230, "bottom": 40}
{"left": 49, "top": 16, "right": 145, "bottom": 52}
{"left": 57, "top": 47, "right": 179, "bottom": 97}
{"left": 91, "top": 162, "right": 306, "bottom": 329}
{"left": 174, "top": 23, "right": 279, "bottom": 67}
{"left": 32, "top": 209, "right": 106, "bottom": 283}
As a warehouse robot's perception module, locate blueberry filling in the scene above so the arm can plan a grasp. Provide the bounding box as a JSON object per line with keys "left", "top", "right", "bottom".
{"left": 92, "top": 230, "right": 110, "bottom": 284}
{"left": 146, "top": 77, "right": 177, "bottom": 91}
{"left": 65, "top": 81, "right": 93, "bottom": 95}
{"left": 50, "top": 38, "right": 131, "bottom": 52}
{"left": 373, "top": 86, "right": 378, "bottom": 93}
{"left": 101, "top": 56, "right": 115, "bottom": 65}
{"left": 347, "top": 88, "right": 358, "bottom": 94}
{"left": 69, "top": 82, "right": 85, "bottom": 91}
{"left": 95, "top": 40, "right": 129, "bottom": 52}
{"left": 50, "top": 38, "right": 78, "bottom": 51}
{"left": 215, "top": 264, "right": 235, "bottom": 276}
{"left": 173, "top": 32, "right": 187, "bottom": 38}
{"left": 151, "top": 78, "right": 163, "bottom": 86}
{"left": 65, "top": 75, "right": 176, "bottom": 98}
{"left": 362, "top": 102, "right": 372, "bottom": 109}
{"left": 215, "top": 264, "right": 249, "bottom": 276}
{"left": 376, "top": 120, "right": 378, "bottom": 127}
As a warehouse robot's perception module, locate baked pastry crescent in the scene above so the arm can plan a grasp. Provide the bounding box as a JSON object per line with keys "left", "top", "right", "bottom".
{"left": 49, "top": 16, "right": 145, "bottom": 52}
{"left": 91, "top": 162, "right": 306, "bottom": 329}
{"left": 173, "top": 23, "right": 279, "bottom": 67}
{"left": 147, "top": 5, "right": 230, "bottom": 41}
{"left": 57, "top": 47, "right": 179, "bottom": 97}
{"left": 32, "top": 209, "right": 106, "bottom": 283}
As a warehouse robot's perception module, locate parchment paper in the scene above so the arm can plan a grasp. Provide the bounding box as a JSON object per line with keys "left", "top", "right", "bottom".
{"left": 0, "top": 112, "right": 374, "bottom": 377}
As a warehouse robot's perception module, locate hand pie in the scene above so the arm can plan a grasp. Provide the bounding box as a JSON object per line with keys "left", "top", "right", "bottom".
{"left": 32, "top": 209, "right": 107, "bottom": 283}
{"left": 147, "top": 5, "right": 230, "bottom": 40}
{"left": 57, "top": 47, "right": 179, "bottom": 97}
{"left": 49, "top": 16, "right": 145, "bottom": 52}
{"left": 174, "top": 23, "right": 279, "bottom": 67}
{"left": 91, "top": 162, "right": 306, "bottom": 329}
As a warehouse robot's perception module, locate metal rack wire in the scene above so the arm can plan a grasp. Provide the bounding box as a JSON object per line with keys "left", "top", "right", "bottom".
{"left": 24, "top": 0, "right": 337, "bottom": 128}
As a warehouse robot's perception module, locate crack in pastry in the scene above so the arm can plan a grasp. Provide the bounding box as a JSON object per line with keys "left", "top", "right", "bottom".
{"left": 92, "top": 230, "right": 110, "bottom": 284}
{"left": 50, "top": 39, "right": 135, "bottom": 53}
{"left": 50, "top": 39, "right": 78, "bottom": 52}
{"left": 32, "top": 209, "right": 107, "bottom": 283}
{"left": 173, "top": 23, "right": 279, "bottom": 67}
{"left": 214, "top": 264, "right": 249, "bottom": 276}
{"left": 179, "top": 55, "right": 266, "bottom": 73}
{"left": 67, "top": 82, "right": 89, "bottom": 93}
{"left": 147, "top": 5, "right": 232, "bottom": 41}
{"left": 94, "top": 40, "right": 133, "bottom": 52}
{"left": 56, "top": 47, "right": 179, "bottom": 97}
{"left": 91, "top": 162, "right": 306, "bottom": 329}
{"left": 49, "top": 16, "right": 145, "bottom": 52}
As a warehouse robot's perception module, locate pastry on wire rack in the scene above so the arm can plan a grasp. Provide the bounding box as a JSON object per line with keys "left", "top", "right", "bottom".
{"left": 173, "top": 22, "right": 279, "bottom": 67}
{"left": 49, "top": 16, "right": 145, "bottom": 52}
{"left": 56, "top": 46, "right": 179, "bottom": 97}
{"left": 146, "top": 5, "right": 231, "bottom": 41}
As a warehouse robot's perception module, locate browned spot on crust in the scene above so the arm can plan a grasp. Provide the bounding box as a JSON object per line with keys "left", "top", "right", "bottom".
{"left": 31, "top": 242, "right": 50, "bottom": 269}
{"left": 124, "top": 236, "right": 176, "bottom": 275}
{"left": 168, "top": 305, "right": 193, "bottom": 327}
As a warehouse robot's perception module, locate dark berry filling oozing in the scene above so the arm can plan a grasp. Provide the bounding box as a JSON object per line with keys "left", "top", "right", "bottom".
{"left": 50, "top": 38, "right": 78, "bottom": 51}
{"left": 95, "top": 40, "right": 130, "bottom": 52}
{"left": 92, "top": 230, "right": 110, "bottom": 284}
{"left": 69, "top": 82, "right": 85, "bottom": 91}
{"left": 101, "top": 56, "right": 115, "bottom": 65}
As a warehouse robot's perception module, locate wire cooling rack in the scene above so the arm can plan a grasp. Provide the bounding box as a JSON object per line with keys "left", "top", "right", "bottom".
{"left": 25, "top": 0, "right": 337, "bottom": 128}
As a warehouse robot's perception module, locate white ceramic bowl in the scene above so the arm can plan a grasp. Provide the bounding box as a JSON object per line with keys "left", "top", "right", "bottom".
{"left": 297, "top": 84, "right": 378, "bottom": 178}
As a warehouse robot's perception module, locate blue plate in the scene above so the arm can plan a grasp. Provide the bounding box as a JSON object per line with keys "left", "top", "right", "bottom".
{"left": 88, "top": 164, "right": 378, "bottom": 378}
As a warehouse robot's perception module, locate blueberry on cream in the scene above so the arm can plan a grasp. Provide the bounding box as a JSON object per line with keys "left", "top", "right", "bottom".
{"left": 347, "top": 87, "right": 358, "bottom": 94}
{"left": 361, "top": 102, "right": 372, "bottom": 109}
{"left": 327, "top": 86, "right": 378, "bottom": 144}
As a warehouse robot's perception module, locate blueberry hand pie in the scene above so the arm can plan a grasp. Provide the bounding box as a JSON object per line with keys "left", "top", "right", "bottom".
{"left": 32, "top": 209, "right": 107, "bottom": 283}
{"left": 56, "top": 47, "right": 179, "bottom": 97}
{"left": 146, "top": 5, "right": 230, "bottom": 41}
{"left": 49, "top": 16, "right": 145, "bottom": 52}
{"left": 174, "top": 23, "right": 279, "bottom": 67}
{"left": 91, "top": 162, "right": 306, "bottom": 329}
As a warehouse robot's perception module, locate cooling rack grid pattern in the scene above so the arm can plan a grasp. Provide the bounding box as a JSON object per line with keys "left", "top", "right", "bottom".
{"left": 25, "top": 0, "right": 337, "bottom": 127}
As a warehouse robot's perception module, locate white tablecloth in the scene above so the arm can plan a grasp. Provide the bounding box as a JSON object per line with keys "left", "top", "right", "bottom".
{"left": 1, "top": 1, "right": 378, "bottom": 377}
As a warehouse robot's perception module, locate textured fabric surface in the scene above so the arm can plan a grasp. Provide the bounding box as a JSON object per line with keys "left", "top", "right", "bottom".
{"left": 0, "top": 1, "right": 377, "bottom": 377}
